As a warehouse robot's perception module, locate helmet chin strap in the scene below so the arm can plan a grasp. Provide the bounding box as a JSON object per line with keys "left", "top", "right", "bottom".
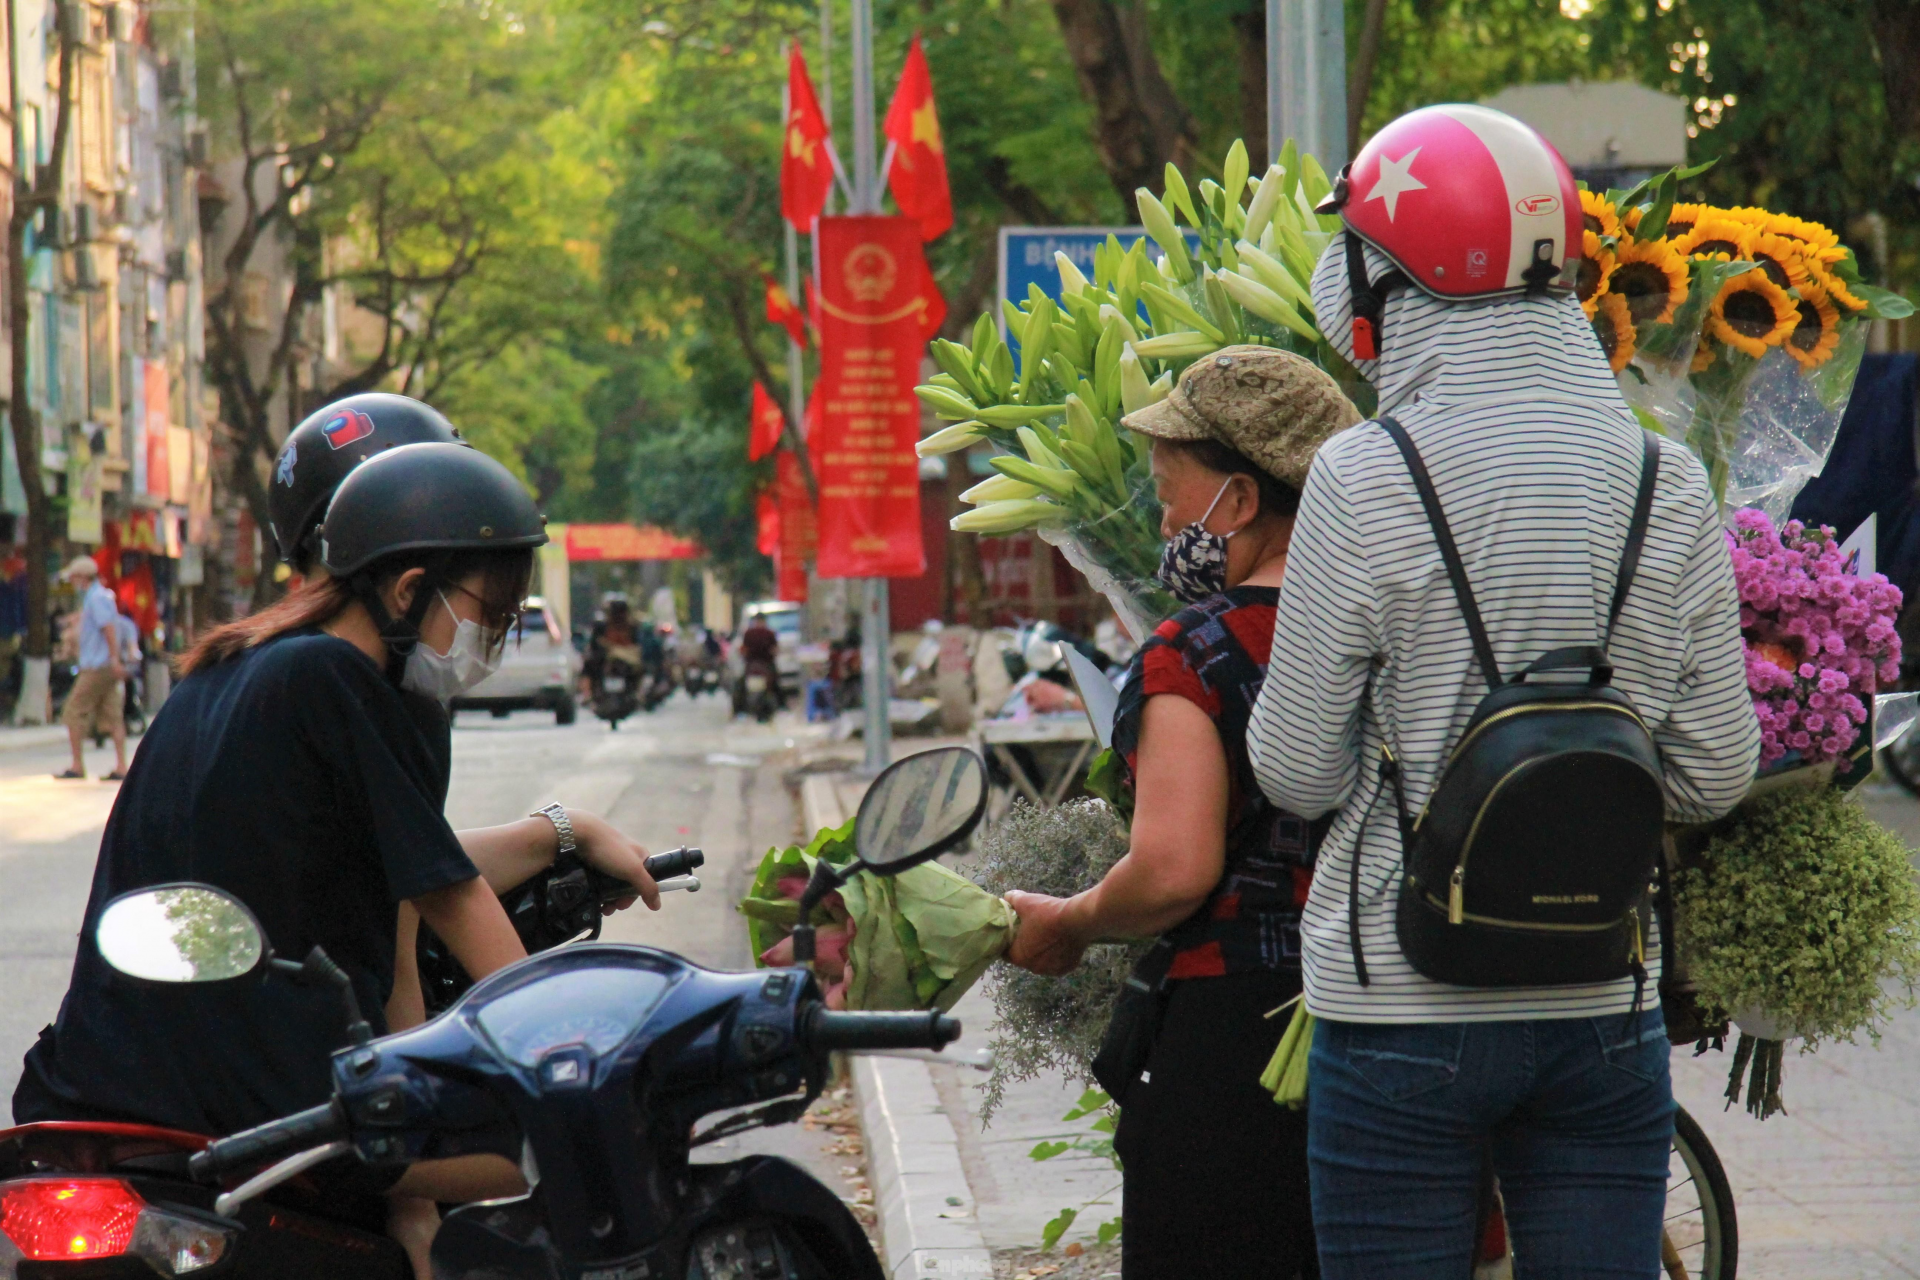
{"left": 1345, "top": 231, "right": 1410, "bottom": 361}
{"left": 352, "top": 567, "right": 444, "bottom": 684}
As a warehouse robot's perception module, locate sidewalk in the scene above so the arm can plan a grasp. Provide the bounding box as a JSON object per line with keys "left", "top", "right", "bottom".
{"left": 0, "top": 725, "right": 71, "bottom": 757}
{"left": 800, "top": 757, "right": 1120, "bottom": 1280}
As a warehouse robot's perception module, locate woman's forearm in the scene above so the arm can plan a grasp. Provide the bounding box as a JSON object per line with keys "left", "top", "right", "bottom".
{"left": 1066, "top": 850, "right": 1214, "bottom": 942}
{"left": 413, "top": 875, "right": 526, "bottom": 981}
{"left": 386, "top": 904, "right": 427, "bottom": 1031}
{"left": 456, "top": 816, "right": 560, "bottom": 894}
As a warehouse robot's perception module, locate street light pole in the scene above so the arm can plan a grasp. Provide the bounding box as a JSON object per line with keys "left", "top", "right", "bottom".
{"left": 1266, "top": 0, "right": 1349, "bottom": 174}
{"left": 847, "top": 0, "right": 891, "bottom": 775}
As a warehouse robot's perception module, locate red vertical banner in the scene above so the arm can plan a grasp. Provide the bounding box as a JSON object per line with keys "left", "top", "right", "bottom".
{"left": 775, "top": 449, "right": 817, "bottom": 603}
{"left": 144, "top": 361, "right": 171, "bottom": 501}
{"left": 813, "top": 216, "right": 932, "bottom": 579}
{"left": 756, "top": 489, "right": 780, "bottom": 556}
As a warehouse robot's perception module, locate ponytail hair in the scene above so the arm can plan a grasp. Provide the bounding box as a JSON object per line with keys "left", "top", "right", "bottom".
{"left": 177, "top": 576, "right": 355, "bottom": 676}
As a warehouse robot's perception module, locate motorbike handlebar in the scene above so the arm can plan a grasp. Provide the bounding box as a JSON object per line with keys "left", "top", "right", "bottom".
{"left": 642, "top": 846, "right": 704, "bottom": 886}
{"left": 189, "top": 1100, "right": 347, "bottom": 1183}
{"left": 802, "top": 1007, "right": 962, "bottom": 1054}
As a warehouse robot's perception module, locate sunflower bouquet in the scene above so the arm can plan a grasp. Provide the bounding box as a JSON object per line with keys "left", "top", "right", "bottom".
{"left": 1574, "top": 168, "right": 1913, "bottom": 515}
{"left": 914, "top": 137, "right": 1360, "bottom": 639}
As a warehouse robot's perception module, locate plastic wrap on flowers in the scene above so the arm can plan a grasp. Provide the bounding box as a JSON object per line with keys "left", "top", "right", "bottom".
{"left": 1036, "top": 476, "right": 1174, "bottom": 644}
{"left": 1720, "top": 328, "right": 1869, "bottom": 520}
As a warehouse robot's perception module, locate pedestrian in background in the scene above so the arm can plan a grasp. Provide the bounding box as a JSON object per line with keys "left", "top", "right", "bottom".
{"left": 1004, "top": 346, "right": 1360, "bottom": 1279}
{"left": 1248, "top": 106, "right": 1759, "bottom": 1278}
{"left": 54, "top": 557, "right": 128, "bottom": 782}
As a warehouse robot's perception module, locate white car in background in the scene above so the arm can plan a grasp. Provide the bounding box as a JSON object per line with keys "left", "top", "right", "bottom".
{"left": 451, "top": 597, "right": 582, "bottom": 724}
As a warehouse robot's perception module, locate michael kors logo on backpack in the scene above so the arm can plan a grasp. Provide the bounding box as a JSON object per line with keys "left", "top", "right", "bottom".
{"left": 1531, "top": 894, "right": 1601, "bottom": 905}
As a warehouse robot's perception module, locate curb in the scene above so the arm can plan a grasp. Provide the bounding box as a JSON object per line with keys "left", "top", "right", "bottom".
{"left": 800, "top": 768, "right": 995, "bottom": 1280}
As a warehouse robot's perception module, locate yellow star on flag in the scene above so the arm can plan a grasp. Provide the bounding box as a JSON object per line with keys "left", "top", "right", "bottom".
{"left": 910, "top": 100, "right": 942, "bottom": 156}
{"left": 787, "top": 124, "right": 818, "bottom": 167}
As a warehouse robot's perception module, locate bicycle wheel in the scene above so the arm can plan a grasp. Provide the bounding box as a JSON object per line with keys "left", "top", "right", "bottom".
{"left": 1665, "top": 1105, "right": 1737, "bottom": 1280}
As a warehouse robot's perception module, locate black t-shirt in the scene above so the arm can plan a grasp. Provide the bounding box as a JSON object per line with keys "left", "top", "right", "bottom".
{"left": 12, "top": 629, "right": 477, "bottom": 1137}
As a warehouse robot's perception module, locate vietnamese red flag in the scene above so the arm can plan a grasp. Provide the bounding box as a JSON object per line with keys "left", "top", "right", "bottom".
{"left": 115, "top": 561, "right": 159, "bottom": 635}
{"left": 764, "top": 275, "right": 809, "bottom": 348}
{"left": 748, "top": 382, "right": 784, "bottom": 462}
{"left": 882, "top": 35, "right": 953, "bottom": 242}
{"left": 812, "top": 216, "right": 931, "bottom": 579}
{"left": 756, "top": 489, "right": 780, "bottom": 557}
{"left": 781, "top": 44, "right": 834, "bottom": 232}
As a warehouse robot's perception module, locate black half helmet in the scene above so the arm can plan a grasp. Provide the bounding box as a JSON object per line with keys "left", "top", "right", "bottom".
{"left": 320, "top": 442, "right": 547, "bottom": 578}
{"left": 270, "top": 393, "right": 465, "bottom": 569}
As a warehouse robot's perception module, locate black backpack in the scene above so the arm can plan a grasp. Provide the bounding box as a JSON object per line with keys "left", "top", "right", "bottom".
{"left": 1358, "top": 417, "right": 1666, "bottom": 990}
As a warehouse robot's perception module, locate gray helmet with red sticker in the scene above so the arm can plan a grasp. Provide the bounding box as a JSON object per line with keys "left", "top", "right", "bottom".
{"left": 269, "top": 393, "right": 465, "bottom": 571}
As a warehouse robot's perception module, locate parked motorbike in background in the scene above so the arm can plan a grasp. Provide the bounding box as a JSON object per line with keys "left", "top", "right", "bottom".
{"left": 0, "top": 748, "right": 987, "bottom": 1278}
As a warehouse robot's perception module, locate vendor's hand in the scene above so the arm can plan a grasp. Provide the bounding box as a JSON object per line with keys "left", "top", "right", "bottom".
{"left": 1005, "top": 891, "right": 1090, "bottom": 976}
{"left": 567, "top": 810, "right": 661, "bottom": 912}
{"left": 1024, "top": 680, "right": 1083, "bottom": 714}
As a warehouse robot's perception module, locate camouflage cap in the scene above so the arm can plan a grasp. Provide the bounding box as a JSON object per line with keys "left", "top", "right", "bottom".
{"left": 1120, "top": 345, "right": 1362, "bottom": 488}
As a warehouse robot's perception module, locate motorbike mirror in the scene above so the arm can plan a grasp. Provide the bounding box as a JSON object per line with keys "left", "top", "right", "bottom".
{"left": 853, "top": 747, "right": 988, "bottom": 873}
{"left": 95, "top": 884, "right": 266, "bottom": 984}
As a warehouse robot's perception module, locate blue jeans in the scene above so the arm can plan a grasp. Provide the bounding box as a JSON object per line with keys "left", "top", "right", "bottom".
{"left": 1307, "top": 1010, "right": 1673, "bottom": 1279}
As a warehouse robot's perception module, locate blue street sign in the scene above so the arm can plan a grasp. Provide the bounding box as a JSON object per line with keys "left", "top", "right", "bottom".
{"left": 995, "top": 225, "right": 1204, "bottom": 366}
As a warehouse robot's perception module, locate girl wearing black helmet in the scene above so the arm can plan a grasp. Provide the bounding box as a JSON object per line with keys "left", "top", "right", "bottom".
{"left": 14, "top": 443, "right": 658, "bottom": 1276}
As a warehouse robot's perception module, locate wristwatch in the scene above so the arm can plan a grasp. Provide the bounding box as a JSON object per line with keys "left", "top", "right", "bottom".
{"left": 531, "top": 802, "right": 577, "bottom": 856}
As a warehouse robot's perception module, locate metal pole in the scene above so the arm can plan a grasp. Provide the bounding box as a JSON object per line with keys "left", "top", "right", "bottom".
{"left": 1265, "top": 0, "right": 1282, "bottom": 167}
{"left": 1269, "top": 0, "right": 1349, "bottom": 175}
{"left": 848, "top": 0, "right": 877, "bottom": 213}
{"left": 848, "top": 0, "right": 890, "bottom": 774}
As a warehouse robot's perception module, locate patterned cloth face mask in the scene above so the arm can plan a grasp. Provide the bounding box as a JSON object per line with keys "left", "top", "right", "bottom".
{"left": 1156, "top": 478, "right": 1238, "bottom": 604}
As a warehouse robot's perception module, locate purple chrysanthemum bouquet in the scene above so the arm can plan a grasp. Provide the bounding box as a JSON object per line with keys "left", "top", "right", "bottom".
{"left": 1727, "top": 508, "right": 1902, "bottom": 768}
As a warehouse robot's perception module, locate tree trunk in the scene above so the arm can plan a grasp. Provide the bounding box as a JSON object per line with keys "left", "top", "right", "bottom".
{"left": 6, "top": 201, "right": 50, "bottom": 662}
{"left": 1230, "top": 7, "right": 1267, "bottom": 171}
{"left": 1047, "top": 0, "right": 1198, "bottom": 203}
{"left": 1347, "top": 0, "right": 1390, "bottom": 157}
{"left": 1871, "top": 0, "right": 1920, "bottom": 141}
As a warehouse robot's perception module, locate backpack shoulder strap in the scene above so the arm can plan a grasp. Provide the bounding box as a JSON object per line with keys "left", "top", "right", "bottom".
{"left": 1605, "top": 431, "right": 1662, "bottom": 646}
{"left": 1378, "top": 416, "right": 1502, "bottom": 694}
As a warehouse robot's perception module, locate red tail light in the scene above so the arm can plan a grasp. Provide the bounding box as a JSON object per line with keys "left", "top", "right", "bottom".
{"left": 0, "top": 1177, "right": 231, "bottom": 1274}
{"left": 0, "top": 1178, "right": 143, "bottom": 1259}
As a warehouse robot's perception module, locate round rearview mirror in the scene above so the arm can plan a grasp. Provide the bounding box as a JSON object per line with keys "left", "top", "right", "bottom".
{"left": 854, "top": 747, "right": 988, "bottom": 872}
{"left": 95, "top": 885, "right": 265, "bottom": 984}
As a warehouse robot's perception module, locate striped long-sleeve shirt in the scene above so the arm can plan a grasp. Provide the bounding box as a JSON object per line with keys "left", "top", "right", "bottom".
{"left": 1246, "top": 238, "right": 1760, "bottom": 1022}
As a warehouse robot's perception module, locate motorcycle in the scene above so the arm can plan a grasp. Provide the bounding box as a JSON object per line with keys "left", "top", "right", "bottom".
{"left": 735, "top": 658, "right": 780, "bottom": 724}
{"left": 0, "top": 747, "right": 986, "bottom": 1279}
{"left": 589, "top": 644, "right": 643, "bottom": 729}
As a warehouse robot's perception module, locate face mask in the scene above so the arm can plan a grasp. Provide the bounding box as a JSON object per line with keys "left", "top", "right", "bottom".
{"left": 400, "top": 592, "right": 502, "bottom": 702}
{"left": 1156, "top": 479, "right": 1238, "bottom": 604}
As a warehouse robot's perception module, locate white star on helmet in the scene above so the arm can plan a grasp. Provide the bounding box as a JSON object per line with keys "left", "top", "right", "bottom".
{"left": 1366, "top": 148, "right": 1427, "bottom": 221}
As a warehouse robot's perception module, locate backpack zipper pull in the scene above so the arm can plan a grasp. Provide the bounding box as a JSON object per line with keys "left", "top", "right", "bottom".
{"left": 1448, "top": 865, "right": 1465, "bottom": 924}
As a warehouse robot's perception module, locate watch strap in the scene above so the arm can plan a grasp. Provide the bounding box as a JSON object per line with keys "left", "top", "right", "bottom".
{"left": 532, "top": 802, "right": 577, "bottom": 855}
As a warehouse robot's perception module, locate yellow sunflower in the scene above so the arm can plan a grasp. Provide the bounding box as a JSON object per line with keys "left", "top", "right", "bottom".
{"left": 1747, "top": 231, "right": 1812, "bottom": 291}
{"left": 1605, "top": 237, "right": 1690, "bottom": 326}
{"left": 1673, "top": 217, "right": 1757, "bottom": 263}
{"left": 1593, "top": 293, "right": 1636, "bottom": 372}
{"left": 1580, "top": 189, "right": 1622, "bottom": 238}
{"left": 1647, "top": 202, "right": 1713, "bottom": 243}
{"left": 1806, "top": 259, "right": 1870, "bottom": 312}
{"left": 1691, "top": 343, "right": 1716, "bottom": 373}
{"left": 1578, "top": 230, "right": 1616, "bottom": 317}
{"left": 1764, "top": 214, "right": 1847, "bottom": 263}
{"left": 1785, "top": 282, "right": 1842, "bottom": 371}
{"left": 1707, "top": 271, "right": 1798, "bottom": 357}
{"left": 1719, "top": 205, "right": 1775, "bottom": 230}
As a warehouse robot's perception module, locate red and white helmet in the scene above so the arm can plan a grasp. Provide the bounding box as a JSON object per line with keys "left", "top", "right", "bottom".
{"left": 1320, "top": 104, "right": 1580, "bottom": 357}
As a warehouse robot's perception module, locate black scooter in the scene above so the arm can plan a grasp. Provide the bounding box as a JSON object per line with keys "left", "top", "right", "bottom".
{"left": 0, "top": 747, "right": 987, "bottom": 1279}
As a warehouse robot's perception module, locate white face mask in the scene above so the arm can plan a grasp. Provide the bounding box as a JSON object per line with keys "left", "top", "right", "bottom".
{"left": 400, "top": 592, "right": 502, "bottom": 703}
